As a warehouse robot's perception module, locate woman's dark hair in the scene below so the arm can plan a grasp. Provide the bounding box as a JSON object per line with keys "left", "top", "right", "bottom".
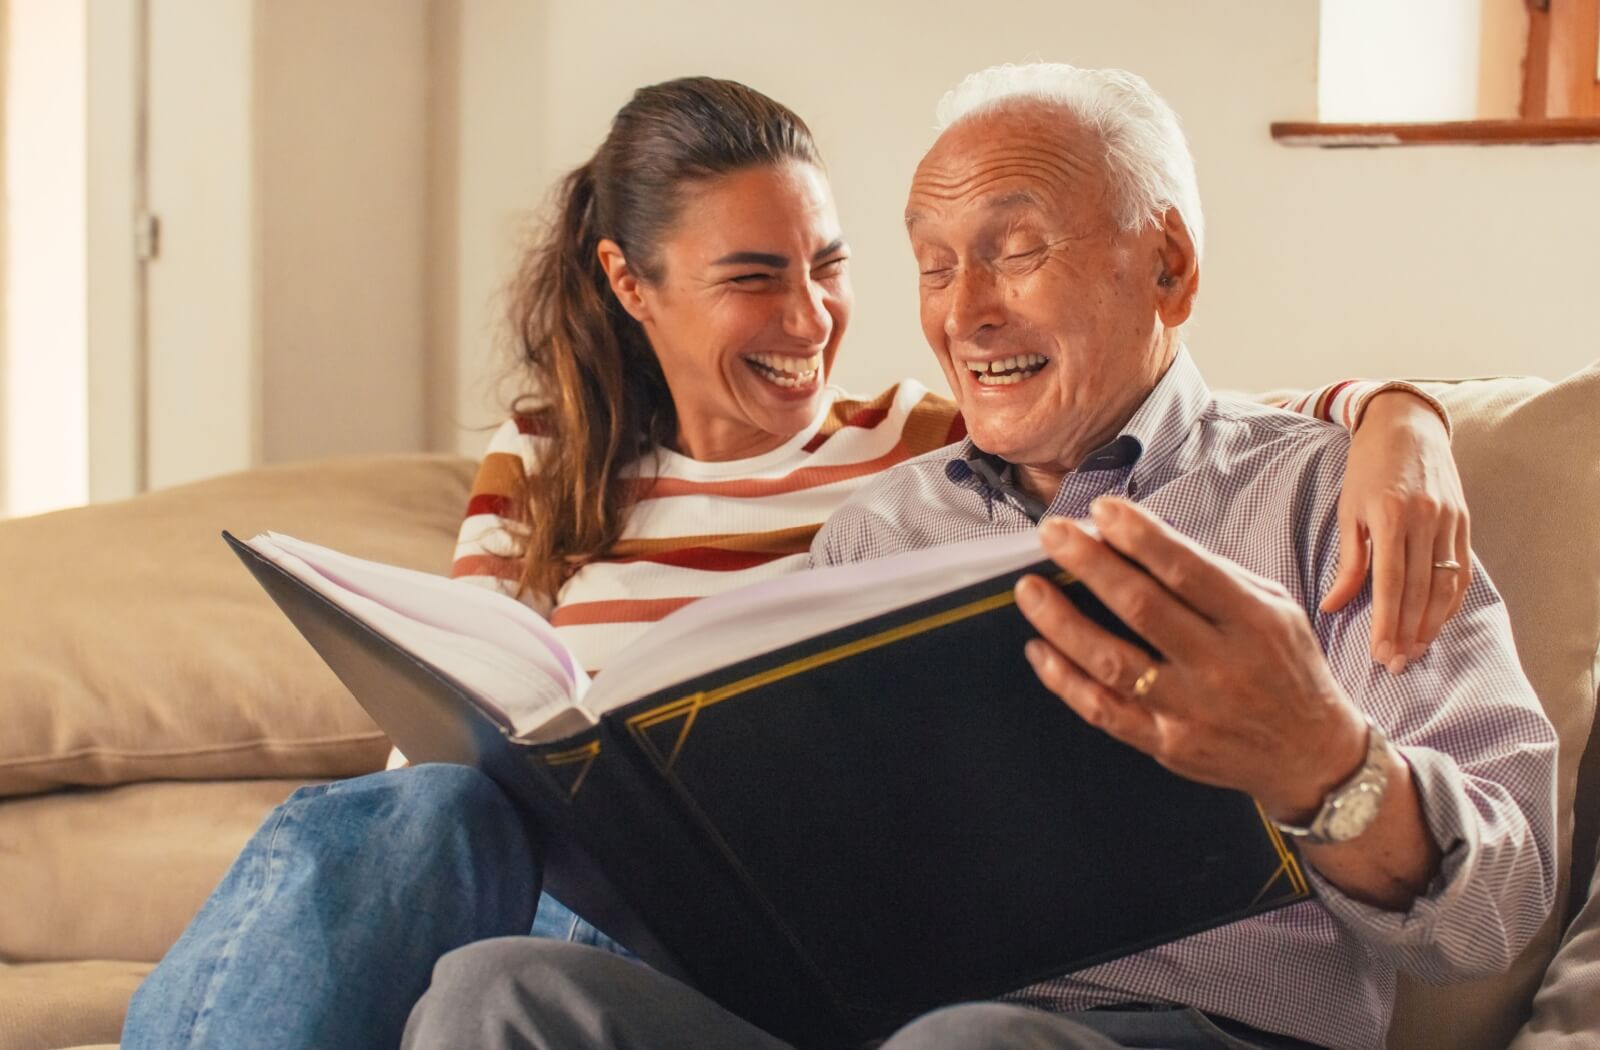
{"left": 505, "top": 76, "right": 821, "bottom": 600}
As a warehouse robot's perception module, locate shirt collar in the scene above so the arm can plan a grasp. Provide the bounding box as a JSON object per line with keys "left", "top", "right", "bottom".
{"left": 1117, "top": 345, "right": 1210, "bottom": 484}
{"left": 942, "top": 345, "right": 1210, "bottom": 512}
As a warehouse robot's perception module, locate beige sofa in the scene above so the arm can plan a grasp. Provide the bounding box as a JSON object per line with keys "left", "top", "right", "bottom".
{"left": 0, "top": 368, "right": 1596, "bottom": 1050}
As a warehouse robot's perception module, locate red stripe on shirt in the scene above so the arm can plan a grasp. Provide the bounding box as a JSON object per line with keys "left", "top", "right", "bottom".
{"left": 450, "top": 553, "right": 522, "bottom": 582}
{"left": 802, "top": 405, "right": 891, "bottom": 453}
{"left": 512, "top": 413, "right": 549, "bottom": 436}
{"left": 607, "top": 546, "right": 799, "bottom": 572}
{"left": 549, "top": 596, "right": 698, "bottom": 627}
{"left": 1316, "top": 380, "right": 1356, "bottom": 424}
{"left": 465, "top": 493, "right": 515, "bottom": 519}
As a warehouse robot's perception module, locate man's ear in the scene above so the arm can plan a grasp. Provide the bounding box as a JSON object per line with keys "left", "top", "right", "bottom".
{"left": 1152, "top": 209, "right": 1199, "bottom": 329}
{"left": 597, "top": 239, "right": 651, "bottom": 324}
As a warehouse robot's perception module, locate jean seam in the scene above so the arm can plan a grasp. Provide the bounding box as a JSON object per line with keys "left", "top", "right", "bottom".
{"left": 185, "top": 787, "right": 313, "bottom": 1045}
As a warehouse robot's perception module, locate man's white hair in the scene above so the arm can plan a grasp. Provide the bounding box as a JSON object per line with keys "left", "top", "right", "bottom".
{"left": 935, "top": 63, "right": 1204, "bottom": 259}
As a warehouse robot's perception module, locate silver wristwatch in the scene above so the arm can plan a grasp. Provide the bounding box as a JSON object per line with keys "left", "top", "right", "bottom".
{"left": 1273, "top": 716, "right": 1391, "bottom": 846}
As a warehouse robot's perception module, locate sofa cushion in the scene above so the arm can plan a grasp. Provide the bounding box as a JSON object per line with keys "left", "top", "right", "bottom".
{"left": 0, "top": 959, "right": 150, "bottom": 1050}
{"left": 1510, "top": 837, "right": 1600, "bottom": 1049}
{"left": 0, "top": 454, "right": 474, "bottom": 798}
{"left": 0, "top": 779, "right": 314, "bottom": 964}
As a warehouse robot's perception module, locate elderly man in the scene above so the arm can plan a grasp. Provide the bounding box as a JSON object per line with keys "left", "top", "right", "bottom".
{"left": 802, "top": 62, "right": 1558, "bottom": 1049}
{"left": 401, "top": 64, "right": 1556, "bottom": 1050}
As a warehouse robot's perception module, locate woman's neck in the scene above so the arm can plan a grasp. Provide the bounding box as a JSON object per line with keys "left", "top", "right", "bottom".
{"left": 669, "top": 417, "right": 792, "bottom": 463}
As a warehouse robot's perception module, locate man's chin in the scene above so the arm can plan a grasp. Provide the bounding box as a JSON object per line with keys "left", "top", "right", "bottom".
{"left": 965, "top": 422, "right": 1044, "bottom": 465}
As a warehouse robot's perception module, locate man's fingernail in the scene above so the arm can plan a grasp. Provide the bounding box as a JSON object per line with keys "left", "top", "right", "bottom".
{"left": 1387, "top": 654, "right": 1408, "bottom": 675}
{"left": 1041, "top": 517, "right": 1071, "bottom": 542}
{"left": 1409, "top": 642, "right": 1426, "bottom": 660}
{"left": 1016, "top": 578, "right": 1043, "bottom": 611}
{"left": 1374, "top": 641, "right": 1392, "bottom": 664}
{"left": 1090, "top": 497, "right": 1116, "bottom": 521}
{"left": 1024, "top": 639, "right": 1051, "bottom": 672}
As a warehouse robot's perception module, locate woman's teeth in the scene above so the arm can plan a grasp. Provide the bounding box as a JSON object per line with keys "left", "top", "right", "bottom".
{"left": 746, "top": 353, "right": 821, "bottom": 388}
{"left": 968, "top": 353, "right": 1048, "bottom": 386}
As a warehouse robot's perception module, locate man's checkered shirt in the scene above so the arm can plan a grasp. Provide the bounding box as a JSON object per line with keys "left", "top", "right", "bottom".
{"left": 810, "top": 349, "right": 1558, "bottom": 1050}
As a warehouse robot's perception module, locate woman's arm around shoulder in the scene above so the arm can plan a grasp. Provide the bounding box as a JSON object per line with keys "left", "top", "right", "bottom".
{"left": 1279, "top": 379, "right": 1468, "bottom": 676}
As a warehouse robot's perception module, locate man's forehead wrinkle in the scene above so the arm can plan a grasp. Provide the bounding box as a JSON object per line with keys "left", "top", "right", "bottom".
{"left": 919, "top": 137, "right": 1099, "bottom": 180}
{"left": 908, "top": 160, "right": 1107, "bottom": 221}
{"left": 913, "top": 139, "right": 1103, "bottom": 205}
{"left": 914, "top": 160, "right": 1087, "bottom": 196}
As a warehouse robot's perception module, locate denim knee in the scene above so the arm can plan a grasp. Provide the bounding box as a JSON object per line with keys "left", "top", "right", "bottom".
{"left": 313, "top": 764, "right": 523, "bottom": 852}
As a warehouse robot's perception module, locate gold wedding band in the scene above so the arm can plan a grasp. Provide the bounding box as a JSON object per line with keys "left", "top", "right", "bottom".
{"left": 1132, "top": 665, "right": 1160, "bottom": 697}
{"left": 1432, "top": 559, "right": 1462, "bottom": 572}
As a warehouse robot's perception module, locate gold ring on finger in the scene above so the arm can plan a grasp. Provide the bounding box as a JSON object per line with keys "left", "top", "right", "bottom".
{"left": 1432, "top": 559, "right": 1462, "bottom": 572}
{"left": 1132, "top": 665, "right": 1160, "bottom": 697}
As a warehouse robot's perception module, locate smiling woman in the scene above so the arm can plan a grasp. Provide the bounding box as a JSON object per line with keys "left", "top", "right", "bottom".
{"left": 501, "top": 80, "right": 852, "bottom": 602}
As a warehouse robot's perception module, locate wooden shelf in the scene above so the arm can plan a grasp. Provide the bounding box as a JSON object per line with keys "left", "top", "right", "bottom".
{"left": 1270, "top": 118, "right": 1600, "bottom": 147}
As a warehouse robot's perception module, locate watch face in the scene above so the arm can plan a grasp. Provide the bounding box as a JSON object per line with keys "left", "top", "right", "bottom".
{"left": 1326, "top": 784, "right": 1383, "bottom": 842}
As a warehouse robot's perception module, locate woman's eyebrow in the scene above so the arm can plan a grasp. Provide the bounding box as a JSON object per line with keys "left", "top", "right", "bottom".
{"left": 709, "top": 239, "right": 846, "bottom": 268}
{"left": 812, "top": 238, "right": 846, "bottom": 260}
{"left": 710, "top": 251, "right": 787, "bottom": 267}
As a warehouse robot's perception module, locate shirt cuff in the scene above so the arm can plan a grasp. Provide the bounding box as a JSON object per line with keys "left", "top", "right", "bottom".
{"left": 1351, "top": 381, "right": 1453, "bottom": 438}
{"left": 1304, "top": 745, "right": 1479, "bottom": 971}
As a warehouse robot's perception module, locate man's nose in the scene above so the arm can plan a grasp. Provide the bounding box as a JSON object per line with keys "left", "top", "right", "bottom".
{"left": 944, "top": 267, "right": 1004, "bottom": 343}
{"left": 783, "top": 279, "right": 832, "bottom": 345}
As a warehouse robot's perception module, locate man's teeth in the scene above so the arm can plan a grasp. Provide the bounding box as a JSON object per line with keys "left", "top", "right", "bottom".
{"left": 747, "top": 353, "right": 821, "bottom": 388}
{"left": 968, "top": 353, "right": 1048, "bottom": 385}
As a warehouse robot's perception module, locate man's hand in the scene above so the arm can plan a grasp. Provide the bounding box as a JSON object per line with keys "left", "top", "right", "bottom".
{"left": 1016, "top": 500, "right": 1368, "bottom": 822}
{"left": 1324, "top": 390, "right": 1470, "bottom": 675}
{"left": 1017, "top": 499, "right": 1441, "bottom": 907}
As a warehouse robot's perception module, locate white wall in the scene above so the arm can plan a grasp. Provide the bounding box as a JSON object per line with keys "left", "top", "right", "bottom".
{"left": 3, "top": 0, "right": 440, "bottom": 508}
{"left": 85, "top": 0, "right": 142, "bottom": 503}
{"left": 440, "top": 0, "right": 1600, "bottom": 457}
{"left": 424, "top": 0, "right": 462, "bottom": 451}
{"left": 142, "top": 0, "right": 434, "bottom": 490}
{"left": 446, "top": 0, "right": 548, "bottom": 445}
{"left": 144, "top": 0, "right": 258, "bottom": 491}
{"left": 256, "top": 0, "right": 430, "bottom": 464}
{"left": 3, "top": 0, "right": 88, "bottom": 516}
{"left": 6, "top": 0, "right": 160, "bottom": 515}
{"left": 0, "top": 0, "right": 6, "bottom": 511}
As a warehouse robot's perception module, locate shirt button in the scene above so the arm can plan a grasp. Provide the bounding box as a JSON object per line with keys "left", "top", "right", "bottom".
{"left": 1126, "top": 479, "right": 1139, "bottom": 498}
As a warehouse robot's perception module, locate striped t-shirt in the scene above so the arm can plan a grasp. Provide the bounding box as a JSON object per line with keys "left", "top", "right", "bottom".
{"left": 450, "top": 378, "right": 1435, "bottom": 674}
{"left": 452, "top": 381, "right": 962, "bottom": 674}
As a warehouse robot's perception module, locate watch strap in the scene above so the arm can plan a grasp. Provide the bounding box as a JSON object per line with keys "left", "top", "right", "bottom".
{"left": 1273, "top": 715, "right": 1390, "bottom": 845}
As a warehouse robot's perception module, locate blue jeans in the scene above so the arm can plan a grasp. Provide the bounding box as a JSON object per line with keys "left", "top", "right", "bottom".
{"left": 123, "top": 764, "right": 630, "bottom": 1050}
